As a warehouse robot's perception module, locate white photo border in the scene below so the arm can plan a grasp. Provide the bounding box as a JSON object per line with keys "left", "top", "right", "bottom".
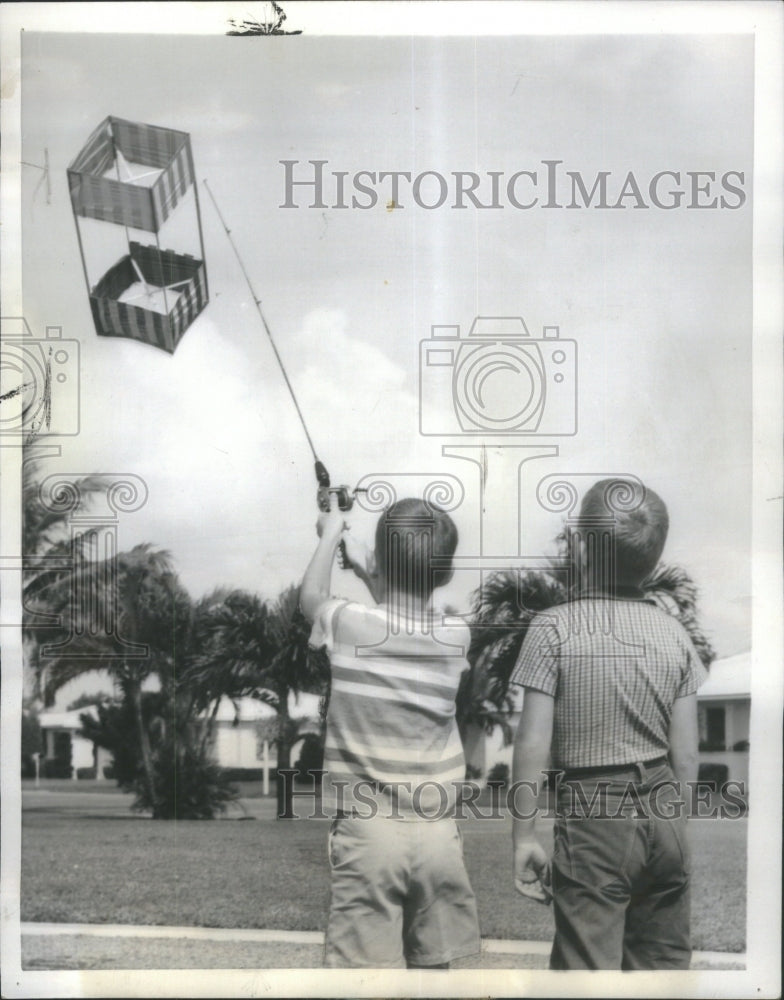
{"left": 1, "top": 3, "right": 781, "bottom": 998}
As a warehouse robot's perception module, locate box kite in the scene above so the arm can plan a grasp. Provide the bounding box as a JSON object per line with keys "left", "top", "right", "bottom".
{"left": 68, "top": 117, "right": 209, "bottom": 354}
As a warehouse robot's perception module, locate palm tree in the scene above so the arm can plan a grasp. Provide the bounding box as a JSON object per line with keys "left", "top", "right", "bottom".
{"left": 265, "top": 584, "right": 330, "bottom": 815}
{"left": 173, "top": 588, "right": 235, "bottom": 754}
{"left": 22, "top": 459, "right": 108, "bottom": 558}
{"left": 190, "top": 583, "right": 329, "bottom": 817}
{"left": 27, "top": 542, "right": 192, "bottom": 814}
{"left": 467, "top": 569, "right": 568, "bottom": 707}
{"left": 110, "top": 546, "right": 190, "bottom": 813}
{"left": 456, "top": 653, "right": 513, "bottom": 744}
{"left": 643, "top": 563, "right": 716, "bottom": 668}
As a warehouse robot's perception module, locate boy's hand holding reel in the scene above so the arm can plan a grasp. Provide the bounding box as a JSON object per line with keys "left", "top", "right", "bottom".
{"left": 315, "top": 463, "right": 381, "bottom": 600}
{"left": 315, "top": 460, "right": 369, "bottom": 572}
{"left": 315, "top": 461, "right": 355, "bottom": 520}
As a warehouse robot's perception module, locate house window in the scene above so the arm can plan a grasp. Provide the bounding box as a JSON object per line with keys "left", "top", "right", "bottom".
{"left": 54, "top": 731, "right": 72, "bottom": 760}
{"left": 699, "top": 705, "right": 726, "bottom": 751}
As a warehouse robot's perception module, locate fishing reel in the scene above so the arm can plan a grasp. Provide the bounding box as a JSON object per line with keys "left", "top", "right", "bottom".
{"left": 315, "top": 461, "right": 361, "bottom": 512}
{"left": 317, "top": 485, "right": 356, "bottom": 513}
{"left": 315, "top": 461, "right": 367, "bottom": 567}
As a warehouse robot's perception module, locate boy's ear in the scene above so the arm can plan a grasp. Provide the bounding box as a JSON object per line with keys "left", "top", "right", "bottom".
{"left": 438, "top": 567, "right": 454, "bottom": 587}
{"left": 575, "top": 536, "right": 588, "bottom": 586}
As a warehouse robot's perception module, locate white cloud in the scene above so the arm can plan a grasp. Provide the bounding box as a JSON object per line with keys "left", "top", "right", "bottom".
{"left": 290, "top": 308, "right": 430, "bottom": 474}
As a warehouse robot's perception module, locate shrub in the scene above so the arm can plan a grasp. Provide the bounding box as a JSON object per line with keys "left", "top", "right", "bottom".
{"left": 487, "top": 762, "right": 510, "bottom": 786}
{"left": 21, "top": 711, "right": 43, "bottom": 778}
{"left": 42, "top": 758, "right": 72, "bottom": 779}
{"left": 132, "top": 735, "right": 239, "bottom": 820}
{"left": 294, "top": 733, "right": 324, "bottom": 777}
{"left": 219, "top": 767, "right": 265, "bottom": 782}
{"left": 76, "top": 767, "right": 97, "bottom": 780}
{"left": 80, "top": 695, "right": 239, "bottom": 819}
{"left": 697, "top": 763, "right": 729, "bottom": 790}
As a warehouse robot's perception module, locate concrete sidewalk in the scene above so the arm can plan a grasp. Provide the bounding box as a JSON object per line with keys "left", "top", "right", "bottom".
{"left": 21, "top": 923, "right": 746, "bottom": 971}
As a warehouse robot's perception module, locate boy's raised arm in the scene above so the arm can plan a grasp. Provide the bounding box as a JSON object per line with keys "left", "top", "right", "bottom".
{"left": 300, "top": 507, "right": 345, "bottom": 622}
{"left": 341, "top": 530, "right": 384, "bottom": 605}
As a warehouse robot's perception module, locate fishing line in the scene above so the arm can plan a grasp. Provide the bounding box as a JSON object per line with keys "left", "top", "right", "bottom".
{"left": 202, "top": 178, "right": 320, "bottom": 465}
{"left": 202, "top": 179, "right": 360, "bottom": 524}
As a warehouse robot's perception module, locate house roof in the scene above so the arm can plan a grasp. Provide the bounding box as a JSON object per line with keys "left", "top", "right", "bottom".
{"left": 38, "top": 706, "right": 98, "bottom": 730}
{"left": 210, "top": 693, "right": 322, "bottom": 723}
{"left": 39, "top": 693, "right": 323, "bottom": 730}
{"left": 698, "top": 651, "right": 751, "bottom": 700}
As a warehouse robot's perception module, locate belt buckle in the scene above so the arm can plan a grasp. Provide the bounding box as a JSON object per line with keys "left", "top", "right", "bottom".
{"left": 634, "top": 757, "right": 665, "bottom": 784}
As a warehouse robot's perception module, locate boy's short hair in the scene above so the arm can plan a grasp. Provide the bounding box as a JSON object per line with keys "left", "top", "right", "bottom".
{"left": 375, "top": 498, "right": 458, "bottom": 599}
{"left": 578, "top": 478, "right": 669, "bottom": 586}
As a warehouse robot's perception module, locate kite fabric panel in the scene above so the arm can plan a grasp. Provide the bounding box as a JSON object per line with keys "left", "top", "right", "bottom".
{"left": 69, "top": 116, "right": 209, "bottom": 352}
{"left": 90, "top": 243, "right": 208, "bottom": 354}
{"left": 68, "top": 117, "right": 195, "bottom": 232}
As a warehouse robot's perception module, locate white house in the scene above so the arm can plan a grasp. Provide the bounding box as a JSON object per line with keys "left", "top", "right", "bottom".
{"left": 37, "top": 693, "right": 322, "bottom": 788}
{"left": 36, "top": 706, "right": 113, "bottom": 779}
{"left": 696, "top": 650, "right": 750, "bottom": 789}
{"left": 208, "top": 693, "right": 322, "bottom": 771}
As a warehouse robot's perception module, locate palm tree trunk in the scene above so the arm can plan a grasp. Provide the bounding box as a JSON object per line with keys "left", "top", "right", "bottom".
{"left": 275, "top": 683, "right": 294, "bottom": 819}
{"left": 199, "top": 697, "right": 222, "bottom": 756}
{"left": 129, "top": 674, "right": 158, "bottom": 816}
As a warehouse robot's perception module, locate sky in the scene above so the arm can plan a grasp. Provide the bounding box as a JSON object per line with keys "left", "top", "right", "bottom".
{"left": 17, "top": 29, "right": 754, "bottom": 675}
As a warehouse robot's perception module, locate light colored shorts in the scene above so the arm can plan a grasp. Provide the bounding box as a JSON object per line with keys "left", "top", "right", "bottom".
{"left": 324, "top": 815, "right": 480, "bottom": 968}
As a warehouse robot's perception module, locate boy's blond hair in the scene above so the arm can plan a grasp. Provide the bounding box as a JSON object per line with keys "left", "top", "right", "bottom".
{"left": 374, "top": 498, "right": 457, "bottom": 599}
{"left": 578, "top": 478, "right": 669, "bottom": 586}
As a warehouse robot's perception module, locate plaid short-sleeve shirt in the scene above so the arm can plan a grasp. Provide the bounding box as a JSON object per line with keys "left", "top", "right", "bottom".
{"left": 510, "top": 596, "right": 708, "bottom": 769}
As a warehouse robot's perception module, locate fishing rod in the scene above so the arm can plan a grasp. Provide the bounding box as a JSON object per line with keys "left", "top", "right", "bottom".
{"left": 202, "top": 179, "right": 363, "bottom": 525}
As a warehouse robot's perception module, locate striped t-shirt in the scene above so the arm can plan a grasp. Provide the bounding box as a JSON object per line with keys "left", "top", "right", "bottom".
{"left": 310, "top": 598, "right": 469, "bottom": 819}
{"left": 510, "top": 596, "right": 708, "bottom": 769}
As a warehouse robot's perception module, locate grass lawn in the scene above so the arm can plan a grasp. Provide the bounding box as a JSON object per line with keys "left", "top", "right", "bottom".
{"left": 21, "top": 779, "right": 127, "bottom": 794}
{"left": 20, "top": 791, "right": 746, "bottom": 953}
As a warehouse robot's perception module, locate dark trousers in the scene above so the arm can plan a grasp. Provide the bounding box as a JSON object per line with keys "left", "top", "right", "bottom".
{"left": 549, "top": 761, "right": 692, "bottom": 970}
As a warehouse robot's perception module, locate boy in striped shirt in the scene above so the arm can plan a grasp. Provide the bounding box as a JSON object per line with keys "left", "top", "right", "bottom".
{"left": 301, "top": 498, "right": 480, "bottom": 969}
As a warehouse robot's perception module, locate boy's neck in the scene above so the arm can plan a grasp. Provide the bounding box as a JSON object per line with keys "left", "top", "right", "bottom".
{"left": 576, "top": 581, "right": 648, "bottom": 600}
{"left": 379, "top": 588, "right": 432, "bottom": 617}
{"left": 573, "top": 562, "right": 648, "bottom": 599}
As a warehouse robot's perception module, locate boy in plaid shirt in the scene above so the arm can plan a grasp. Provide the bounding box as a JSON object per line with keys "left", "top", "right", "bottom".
{"left": 510, "top": 478, "right": 707, "bottom": 969}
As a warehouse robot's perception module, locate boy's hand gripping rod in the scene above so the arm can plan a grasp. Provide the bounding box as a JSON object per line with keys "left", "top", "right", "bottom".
{"left": 203, "top": 181, "right": 363, "bottom": 540}
{"left": 314, "top": 461, "right": 354, "bottom": 514}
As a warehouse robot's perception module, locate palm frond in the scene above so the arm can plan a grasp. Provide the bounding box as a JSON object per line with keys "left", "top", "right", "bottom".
{"left": 642, "top": 563, "right": 716, "bottom": 668}
{"left": 462, "top": 557, "right": 716, "bottom": 741}
{"left": 23, "top": 463, "right": 112, "bottom": 557}
{"left": 468, "top": 568, "right": 566, "bottom": 684}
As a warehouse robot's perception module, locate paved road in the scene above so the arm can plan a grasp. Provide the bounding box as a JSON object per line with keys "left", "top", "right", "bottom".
{"left": 19, "top": 922, "right": 746, "bottom": 971}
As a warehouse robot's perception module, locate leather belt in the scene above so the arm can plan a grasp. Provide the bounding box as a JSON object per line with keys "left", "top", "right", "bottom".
{"left": 560, "top": 756, "right": 669, "bottom": 782}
